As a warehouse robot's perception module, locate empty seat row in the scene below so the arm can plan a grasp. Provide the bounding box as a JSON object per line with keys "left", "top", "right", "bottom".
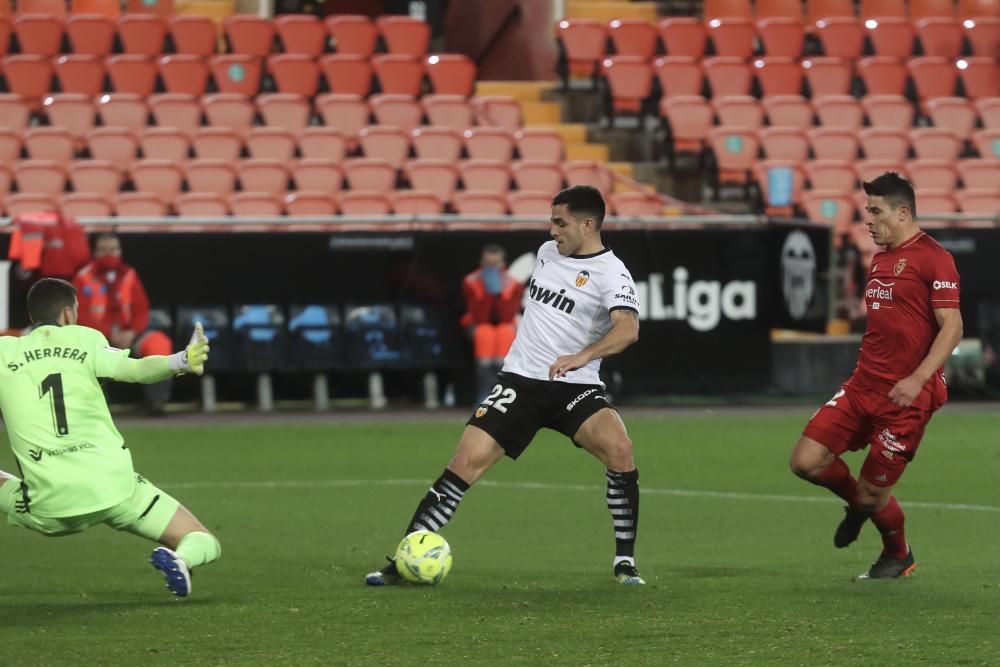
{"left": 701, "top": 0, "right": 998, "bottom": 22}
{"left": 805, "top": 187, "right": 1000, "bottom": 234}
{"left": 748, "top": 125, "right": 1000, "bottom": 160}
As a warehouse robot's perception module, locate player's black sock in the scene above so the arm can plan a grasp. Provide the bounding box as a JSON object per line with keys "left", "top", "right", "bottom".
{"left": 606, "top": 468, "right": 639, "bottom": 561}
{"left": 405, "top": 469, "right": 470, "bottom": 535}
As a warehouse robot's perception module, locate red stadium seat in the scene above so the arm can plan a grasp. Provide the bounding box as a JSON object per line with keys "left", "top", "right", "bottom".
{"left": 756, "top": 0, "right": 804, "bottom": 20}
{"left": 210, "top": 55, "right": 263, "bottom": 97}
{"left": 372, "top": 54, "right": 425, "bottom": 96}
{"left": 158, "top": 55, "right": 210, "bottom": 96}
{"left": 319, "top": 54, "right": 373, "bottom": 96}
{"left": 964, "top": 17, "right": 1000, "bottom": 58}
{"left": 511, "top": 161, "right": 565, "bottom": 193}
{"left": 343, "top": 158, "right": 396, "bottom": 192}
{"left": 714, "top": 95, "right": 765, "bottom": 128}
{"left": 66, "top": 14, "right": 114, "bottom": 56}
{"left": 703, "top": 57, "right": 753, "bottom": 96}
{"left": 910, "top": 0, "right": 955, "bottom": 20}
{"left": 19, "top": 0, "right": 67, "bottom": 17}
{"left": 859, "top": 127, "right": 910, "bottom": 161}
{"left": 116, "top": 14, "right": 167, "bottom": 56}
{"left": 861, "top": 94, "right": 914, "bottom": 129}
{"left": 71, "top": 0, "right": 119, "bottom": 18}
{"left": 762, "top": 95, "right": 813, "bottom": 128}
{"left": 315, "top": 93, "right": 370, "bottom": 144}
{"left": 910, "top": 128, "right": 963, "bottom": 160}
{"left": 42, "top": 93, "right": 95, "bottom": 143}
{"left": 292, "top": 159, "right": 343, "bottom": 194}
{"left": 370, "top": 94, "right": 423, "bottom": 132}
{"left": 275, "top": 14, "right": 325, "bottom": 57}
{"left": 473, "top": 95, "right": 522, "bottom": 130}
{"left": 125, "top": 0, "right": 172, "bottom": 16}
{"left": 391, "top": 190, "right": 443, "bottom": 215}
{"left": 3, "top": 55, "right": 53, "bottom": 106}
{"left": 298, "top": 127, "right": 347, "bottom": 162}
{"left": 338, "top": 191, "right": 392, "bottom": 215}
{"left": 141, "top": 127, "right": 190, "bottom": 162}
{"left": 857, "top": 158, "right": 903, "bottom": 182}
{"left": 267, "top": 53, "right": 321, "bottom": 97}
{"left": 956, "top": 188, "right": 1000, "bottom": 213}
{"left": 245, "top": 127, "right": 295, "bottom": 163}
{"left": 956, "top": 158, "right": 1000, "bottom": 189}
{"left": 756, "top": 17, "right": 806, "bottom": 58}
{"left": 224, "top": 15, "right": 275, "bottom": 57}
{"left": 707, "top": 18, "right": 755, "bottom": 58}
{"left": 106, "top": 55, "right": 157, "bottom": 96}
{"left": 807, "top": 0, "right": 855, "bottom": 26}
{"left": 657, "top": 17, "right": 707, "bottom": 57}
{"left": 865, "top": 18, "right": 915, "bottom": 58}
{"left": 130, "top": 159, "right": 183, "bottom": 202}
{"left": 169, "top": 15, "right": 217, "bottom": 56}
{"left": 857, "top": 57, "right": 907, "bottom": 96}
{"left": 801, "top": 57, "right": 853, "bottom": 97}
{"left": 426, "top": 54, "right": 475, "bottom": 96}
{"left": 753, "top": 160, "right": 805, "bottom": 214}
{"left": 411, "top": 126, "right": 462, "bottom": 161}
{"left": 377, "top": 15, "right": 430, "bottom": 56}
{"left": 806, "top": 159, "right": 858, "bottom": 190}
{"left": 6, "top": 194, "right": 59, "bottom": 216}
{"left": 453, "top": 191, "right": 508, "bottom": 215}
{"left": 960, "top": 0, "right": 1000, "bottom": 17}
{"left": 325, "top": 15, "right": 377, "bottom": 57}
{"left": 759, "top": 127, "right": 809, "bottom": 160}
{"left": 563, "top": 160, "right": 613, "bottom": 193}
{"left": 653, "top": 56, "right": 705, "bottom": 97}
{"left": 516, "top": 128, "right": 565, "bottom": 162}
{"left": 556, "top": 18, "right": 607, "bottom": 79}
{"left": 359, "top": 125, "right": 411, "bottom": 168}
{"left": 403, "top": 160, "right": 458, "bottom": 204}
{"left": 192, "top": 127, "right": 242, "bottom": 161}
{"left": 974, "top": 97, "right": 1000, "bottom": 128}
{"left": 507, "top": 191, "right": 554, "bottom": 215}
{"left": 284, "top": 191, "right": 337, "bottom": 216}
{"left": 148, "top": 93, "right": 201, "bottom": 137}
{"left": 0, "top": 129, "right": 22, "bottom": 163}
{"left": 602, "top": 56, "right": 653, "bottom": 115}
{"left": 916, "top": 188, "right": 958, "bottom": 214}
{"left": 185, "top": 159, "right": 237, "bottom": 195}
{"left": 256, "top": 93, "right": 311, "bottom": 133}
{"left": 814, "top": 17, "right": 864, "bottom": 58}
{"left": 0, "top": 18, "right": 8, "bottom": 58}
{"left": 661, "top": 95, "right": 714, "bottom": 153}
{"left": 202, "top": 93, "right": 255, "bottom": 138}
{"left": 69, "top": 159, "right": 120, "bottom": 197}
{"left": 458, "top": 159, "right": 511, "bottom": 193}
{"left": 13, "top": 15, "right": 63, "bottom": 56}
{"left": 860, "top": 0, "right": 906, "bottom": 19}
{"left": 801, "top": 190, "right": 856, "bottom": 239}
{"left": 175, "top": 192, "right": 229, "bottom": 217}
{"left": 115, "top": 192, "right": 167, "bottom": 216}
{"left": 230, "top": 192, "right": 283, "bottom": 217}
{"left": 96, "top": 93, "right": 147, "bottom": 135}
{"left": 905, "top": 158, "right": 958, "bottom": 189}
{"left": 704, "top": 0, "right": 752, "bottom": 20}
{"left": 60, "top": 193, "right": 113, "bottom": 218}
{"left": 24, "top": 127, "right": 74, "bottom": 164}
{"left": 609, "top": 18, "right": 658, "bottom": 59}
{"left": 54, "top": 55, "right": 105, "bottom": 96}
{"left": 0, "top": 94, "right": 29, "bottom": 132}
{"left": 611, "top": 191, "right": 664, "bottom": 217}
{"left": 908, "top": 57, "right": 958, "bottom": 101}
{"left": 463, "top": 126, "right": 514, "bottom": 161}
{"left": 972, "top": 128, "right": 1000, "bottom": 158}
{"left": 925, "top": 96, "right": 977, "bottom": 140}
{"left": 915, "top": 17, "right": 964, "bottom": 57}
{"left": 422, "top": 95, "right": 473, "bottom": 131}
{"left": 754, "top": 57, "right": 803, "bottom": 97}
{"left": 958, "top": 57, "right": 1000, "bottom": 100}
{"left": 237, "top": 159, "right": 289, "bottom": 195}
{"left": 15, "top": 160, "right": 68, "bottom": 196}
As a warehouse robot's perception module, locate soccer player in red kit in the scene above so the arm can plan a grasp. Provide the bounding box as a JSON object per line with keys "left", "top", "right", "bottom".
{"left": 789, "top": 172, "right": 963, "bottom": 579}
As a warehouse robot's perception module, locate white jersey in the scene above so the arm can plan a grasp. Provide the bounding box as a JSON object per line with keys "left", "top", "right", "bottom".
{"left": 502, "top": 240, "right": 639, "bottom": 386}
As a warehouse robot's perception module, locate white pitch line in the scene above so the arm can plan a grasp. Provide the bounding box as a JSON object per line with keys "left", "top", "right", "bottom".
{"left": 161, "top": 478, "right": 1000, "bottom": 514}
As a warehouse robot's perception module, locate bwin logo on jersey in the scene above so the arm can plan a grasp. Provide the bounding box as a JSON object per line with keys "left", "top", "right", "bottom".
{"left": 635, "top": 267, "right": 756, "bottom": 331}
{"left": 528, "top": 278, "right": 576, "bottom": 314}
{"left": 575, "top": 271, "right": 590, "bottom": 288}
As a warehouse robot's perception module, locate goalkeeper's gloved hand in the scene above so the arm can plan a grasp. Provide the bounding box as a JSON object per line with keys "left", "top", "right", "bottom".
{"left": 168, "top": 322, "right": 210, "bottom": 376}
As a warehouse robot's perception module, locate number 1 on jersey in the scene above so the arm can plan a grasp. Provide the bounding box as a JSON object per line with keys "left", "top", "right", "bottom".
{"left": 40, "top": 373, "right": 69, "bottom": 437}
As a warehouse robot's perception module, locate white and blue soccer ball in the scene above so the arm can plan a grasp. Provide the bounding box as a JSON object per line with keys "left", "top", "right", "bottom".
{"left": 394, "top": 530, "right": 453, "bottom": 585}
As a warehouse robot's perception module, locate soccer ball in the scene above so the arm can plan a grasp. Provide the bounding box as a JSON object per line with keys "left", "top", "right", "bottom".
{"left": 394, "top": 530, "right": 453, "bottom": 585}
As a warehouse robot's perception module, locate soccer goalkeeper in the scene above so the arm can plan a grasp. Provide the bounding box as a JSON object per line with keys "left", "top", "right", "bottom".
{"left": 0, "top": 278, "right": 221, "bottom": 598}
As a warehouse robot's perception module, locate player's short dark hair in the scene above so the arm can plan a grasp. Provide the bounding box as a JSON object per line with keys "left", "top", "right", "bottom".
{"left": 552, "top": 185, "right": 606, "bottom": 229}
{"left": 863, "top": 172, "right": 917, "bottom": 219}
{"left": 27, "top": 278, "right": 77, "bottom": 324}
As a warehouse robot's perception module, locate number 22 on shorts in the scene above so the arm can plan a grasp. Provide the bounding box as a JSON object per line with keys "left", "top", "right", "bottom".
{"left": 482, "top": 384, "right": 517, "bottom": 413}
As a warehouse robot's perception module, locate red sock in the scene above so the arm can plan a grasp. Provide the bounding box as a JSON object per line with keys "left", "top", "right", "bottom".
{"left": 811, "top": 457, "right": 860, "bottom": 508}
{"left": 871, "top": 495, "right": 908, "bottom": 559}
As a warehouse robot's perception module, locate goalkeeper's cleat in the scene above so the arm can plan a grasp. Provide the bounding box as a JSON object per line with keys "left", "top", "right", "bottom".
{"left": 614, "top": 561, "right": 646, "bottom": 585}
{"left": 151, "top": 547, "right": 192, "bottom": 597}
{"left": 858, "top": 549, "right": 916, "bottom": 580}
{"left": 834, "top": 506, "right": 871, "bottom": 548}
{"left": 365, "top": 557, "right": 402, "bottom": 586}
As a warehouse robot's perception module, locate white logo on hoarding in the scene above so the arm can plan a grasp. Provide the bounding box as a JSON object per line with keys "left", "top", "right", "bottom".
{"left": 635, "top": 268, "right": 757, "bottom": 331}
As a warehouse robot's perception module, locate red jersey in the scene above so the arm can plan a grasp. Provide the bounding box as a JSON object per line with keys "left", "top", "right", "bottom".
{"left": 855, "top": 231, "right": 959, "bottom": 408}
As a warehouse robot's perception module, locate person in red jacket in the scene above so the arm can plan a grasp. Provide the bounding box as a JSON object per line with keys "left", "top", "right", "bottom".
{"left": 461, "top": 244, "right": 525, "bottom": 400}
{"left": 73, "top": 233, "right": 175, "bottom": 416}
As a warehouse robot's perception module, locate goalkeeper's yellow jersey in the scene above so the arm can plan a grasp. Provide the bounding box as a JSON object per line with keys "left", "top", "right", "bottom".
{"left": 0, "top": 324, "right": 134, "bottom": 517}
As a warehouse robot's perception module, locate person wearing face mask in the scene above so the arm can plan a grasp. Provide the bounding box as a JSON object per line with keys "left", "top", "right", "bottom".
{"left": 459, "top": 244, "right": 524, "bottom": 401}
{"left": 72, "top": 234, "right": 175, "bottom": 416}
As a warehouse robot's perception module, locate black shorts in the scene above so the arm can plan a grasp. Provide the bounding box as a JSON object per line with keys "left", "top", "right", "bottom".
{"left": 466, "top": 371, "right": 616, "bottom": 459}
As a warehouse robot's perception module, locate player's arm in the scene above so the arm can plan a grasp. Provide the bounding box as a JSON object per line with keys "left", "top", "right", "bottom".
{"left": 888, "top": 307, "right": 963, "bottom": 407}
{"left": 106, "top": 323, "right": 210, "bottom": 384}
{"left": 549, "top": 308, "right": 639, "bottom": 380}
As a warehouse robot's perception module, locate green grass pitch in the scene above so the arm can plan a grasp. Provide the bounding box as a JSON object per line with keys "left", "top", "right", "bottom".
{"left": 1, "top": 410, "right": 997, "bottom": 666}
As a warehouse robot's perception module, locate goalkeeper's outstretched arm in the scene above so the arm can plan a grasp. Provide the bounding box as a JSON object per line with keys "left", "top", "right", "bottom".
{"left": 108, "top": 323, "right": 210, "bottom": 384}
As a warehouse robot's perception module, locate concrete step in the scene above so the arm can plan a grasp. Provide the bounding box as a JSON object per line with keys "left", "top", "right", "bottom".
{"left": 565, "top": 1, "right": 659, "bottom": 22}
{"left": 474, "top": 81, "right": 554, "bottom": 102}
{"left": 565, "top": 143, "right": 610, "bottom": 161}
{"left": 521, "top": 100, "right": 563, "bottom": 125}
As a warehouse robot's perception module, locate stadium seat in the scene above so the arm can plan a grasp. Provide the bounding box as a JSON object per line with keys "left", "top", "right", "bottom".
{"left": 556, "top": 18, "right": 607, "bottom": 81}
{"left": 653, "top": 56, "right": 705, "bottom": 97}
{"left": 916, "top": 188, "right": 958, "bottom": 214}
{"left": 608, "top": 18, "right": 658, "bottom": 59}
{"left": 0, "top": 94, "right": 30, "bottom": 132}
{"left": 54, "top": 55, "right": 105, "bottom": 96}
{"left": 284, "top": 191, "right": 337, "bottom": 216}
{"left": 860, "top": 0, "right": 906, "bottom": 19}
{"left": 230, "top": 192, "right": 283, "bottom": 217}
{"left": 0, "top": 129, "right": 21, "bottom": 163}
{"left": 15, "top": 160, "right": 67, "bottom": 196}
{"left": 760, "top": 127, "right": 809, "bottom": 160}
{"left": 865, "top": 18, "right": 916, "bottom": 58}
{"left": 148, "top": 94, "right": 201, "bottom": 137}
{"left": 210, "top": 55, "right": 263, "bottom": 97}
{"left": 318, "top": 54, "right": 373, "bottom": 96}
{"left": 915, "top": 17, "right": 964, "bottom": 57}
{"left": 169, "top": 15, "right": 217, "bottom": 56}
{"left": 411, "top": 127, "right": 462, "bottom": 161}
{"left": 0, "top": 19, "right": 8, "bottom": 58}
{"left": 344, "top": 157, "right": 395, "bottom": 192}
{"left": 275, "top": 14, "right": 325, "bottom": 57}
{"left": 707, "top": 18, "right": 755, "bottom": 58}
{"left": 6, "top": 193, "right": 59, "bottom": 216}
{"left": 507, "top": 191, "right": 553, "bottom": 215}
{"left": 372, "top": 54, "right": 425, "bottom": 96}
{"left": 191, "top": 127, "right": 241, "bottom": 161}
{"left": 224, "top": 15, "right": 276, "bottom": 57}
{"left": 256, "top": 94, "right": 311, "bottom": 133}
{"left": 404, "top": 159, "right": 459, "bottom": 202}
{"left": 762, "top": 95, "right": 813, "bottom": 128}
{"left": 814, "top": 17, "right": 864, "bottom": 58}
{"left": 377, "top": 15, "right": 430, "bottom": 56}
{"left": 908, "top": 57, "right": 958, "bottom": 101}
{"left": 806, "top": 0, "right": 855, "bottom": 26}
{"left": 754, "top": 57, "right": 803, "bottom": 97}
{"left": 13, "top": 15, "right": 63, "bottom": 56}
{"left": 388, "top": 190, "right": 441, "bottom": 215}
{"left": 910, "top": 0, "right": 956, "bottom": 21}
{"left": 237, "top": 159, "right": 289, "bottom": 195}
{"left": 661, "top": 95, "right": 714, "bottom": 154}
{"left": 359, "top": 126, "right": 411, "bottom": 168}
{"left": 339, "top": 191, "right": 392, "bottom": 215}
{"left": 184, "top": 159, "right": 237, "bottom": 195}
{"left": 925, "top": 96, "right": 977, "bottom": 139}
{"left": 974, "top": 97, "right": 1000, "bottom": 129}
{"left": 463, "top": 127, "right": 514, "bottom": 161}
{"left": 324, "top": 15, "right": 377, "bottom": 57}
{"left": 19, "top": 0, "right": 67, "bottom": 17}
{"left": 905, "top": 158, "right": 958, "bottom": 189}
{"left": 422, "top": 95, "right": 474, "bottom": 131}
{"left": 657, "top": 17, "right": 707, "bottom": 57}
{"left": 859, "top": 127, "right": 910, "bottom": 161}
{"left": 202, "top": 93, "right": 255, "bottom": 138}
{"left": 158, "top": 55, "right": 210, "bottom": 96}
{"left": 245, "top": 127, "right": 295, "bottom": 163}
{"left": 704, "top": 0, "right": 753, "bottom": 20}
{"left": 857, "top": 158, "right": 903, "bottom": 182}
{"left": 452, "top": 191, "right": 508, "bottom": 215}
{"left": 472, "top": 96, "right": 522, "bottom": 130}
{"left": 910, "top": 128, "right": 963, "bottom": 160}
{"left": 66, "top": 14, "right": 115, "bottom": 56}
{"left": 806, "top": 159, "right": 857, "bottom": 190}
{"left": 106, "top": 55, "right": 157, "bottom": 96}
{"left": 972, "top": 128, "right": 1000, "bottom": 157}
{"left": 956, "top": 188, "right": 1000, "bottom": 213}
{"left": 69, "top": 159, "right": 120, "bottom": 197}
{"left": 511, "top": 160, "right": 564, "bottom": 193}
{"left": 802, "top": 57, "right": 853, "bottom": 97}
{"left": 714, "top": 95, "right": 764, "bottom": 128}
{"left": 563, "top": 160, "right": 613, "bottom": 193}
{"left": 808, "top": 127, "right": 860, "bottom": 159}
{"left": 861, "top": 94, "right": 914, "bottom": 129}
{"left": 516, "top": 128, "right": 565, "bottom": 162}
{"left": 370, "top": 94, "right": 423, "bottom": 132}
{"left": 116, "top": 14, "right": 167, "bottom": 56}
{"left": 130, "top": 159, "right": 184, "bottom": 202}
{"left": 601, "top": 55, "right": 653, "bottom": 115}
{"left": 3, "top": 55, "right": 53, "bottom": 106}
{"left": 426, "top": 54, "right": 476, "bottom": 97}
{"left": 956, "top": 158, "right": 1000, "bottom": 189}
{"left": 703, "top": 57, "right": 753, "bottom": 96}
{"left": 24, "top": 127, "right": 74, "bottom": 164}
{"left": 268, "top": 54, "right": 321, "bottom": 97}
{"left": 857, "top": 57, "right": 907, "bottom": 96}
{"left": 96, "top": 93, "right": 147, "bottom": 135}
{"left": 459, "top": 159, "right": 511, "bottom": 193}
{"left": 801, "top": 190, "right": 856, "bottom": 239}
{"left": 958, "top": 57, "right": 1000, "bottom": 100}
{"left": 72, "top": 0, "right": 119, "bottom": 18}
{"left": 756, "top": 17, "right": 806, "bottom": 58}
{"left": 230, "top": 304, "right": 287, "bottom": 376}
{"left": 960, "top": 0, "right": 1000, "bottom": 17}
{"left": 611, "top": 191, "right": 663, "bottom": 217}
{"left": 963, "top": 18, "right": 1000, "bottom": 58}
{"left": 315, "top": 94, "right": 370, "bottom": 144}
{"left": 297, "top": 126, "right": 347, "bottom": 161}
{"left": 86, "top": 128, "right": 137, "bottom": 170}
{"left": 756, "top": 0, "right": 804, "bottom": 21}
{"left": 287, "top": 304, "right": 344, "bottom": 373}
{"left": 60, "top": 192, "right": 113, "bottom": 218}
{"left": 42, "top": 93, "right": 95, "bottom": 143}
{"left": 753, "top": 160, "right": 804, "bottom": 214}
{"left": 115, "top": 192, "right": 167, "bottom": 216}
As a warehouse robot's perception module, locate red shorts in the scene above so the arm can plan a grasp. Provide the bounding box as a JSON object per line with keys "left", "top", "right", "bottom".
{"left": 803, "top": 376, "right": 940, "bottom": 487}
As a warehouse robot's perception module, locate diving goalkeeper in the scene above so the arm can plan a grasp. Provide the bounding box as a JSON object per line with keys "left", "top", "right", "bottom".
{"left": 0, "top": 278, "right": 220, "bottom": 598}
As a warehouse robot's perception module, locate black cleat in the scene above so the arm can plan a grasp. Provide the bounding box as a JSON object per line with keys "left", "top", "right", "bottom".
{"left": 365, "top": 557, "right": 402, "bottom": 586}
{"left": 834, "top": 506, "right": 871, "bottom": 548}
{"left": 858, "top": 549, "right": 916, "bottom": 579}
{"left": 614, "top": 561, "right": 646, "bottom": 585}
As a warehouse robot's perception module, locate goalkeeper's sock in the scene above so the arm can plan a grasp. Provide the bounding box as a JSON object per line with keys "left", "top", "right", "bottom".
{"left": 607, "top": 468, "right": 639, "bottom": 562}
{"left": 811, "top": 457, "right": 861, "bottom": 508}
{"left": 176, "top": 531, "right": 222, "bottom": 569}
{"left": 405, "top": 469, "right": 469, "bottom": 535}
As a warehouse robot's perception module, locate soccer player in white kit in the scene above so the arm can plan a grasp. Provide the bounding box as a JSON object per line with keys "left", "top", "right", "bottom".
{"left": 367, "top": 185, "right": 645, "bottom": 585}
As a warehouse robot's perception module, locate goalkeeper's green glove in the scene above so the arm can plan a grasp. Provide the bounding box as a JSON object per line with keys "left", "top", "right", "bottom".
{"left": 168, "top": 322, "right": 210, "bottom": 376}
